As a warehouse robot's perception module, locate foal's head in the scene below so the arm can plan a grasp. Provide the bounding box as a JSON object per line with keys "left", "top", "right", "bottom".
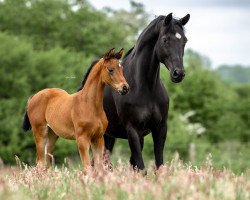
{"left": 155, "top": 13, "right": 190, "bottom": 83}
{"left": 101, "top": 48, "right": 129, "bottom": 95}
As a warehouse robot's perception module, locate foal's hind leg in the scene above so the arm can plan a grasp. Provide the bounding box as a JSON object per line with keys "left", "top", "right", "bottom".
{"left": 32, "top": 125, "right": 48, "bottom": 167}
{"left": 45, "top": 128, "right": 58, "bottom": 167}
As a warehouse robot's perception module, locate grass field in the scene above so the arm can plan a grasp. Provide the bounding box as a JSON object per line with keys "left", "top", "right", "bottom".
{"left": 0, "top": 155, "right": 249, "bottom": 200}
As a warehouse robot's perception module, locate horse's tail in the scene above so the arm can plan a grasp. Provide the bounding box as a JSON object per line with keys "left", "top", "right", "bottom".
{"left": 22, "top": 111, "right": 31, "bottom": 132}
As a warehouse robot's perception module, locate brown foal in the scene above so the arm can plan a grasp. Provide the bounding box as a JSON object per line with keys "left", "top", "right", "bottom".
{"left": 22, "top": 48, "right": 129, "bottom": 170}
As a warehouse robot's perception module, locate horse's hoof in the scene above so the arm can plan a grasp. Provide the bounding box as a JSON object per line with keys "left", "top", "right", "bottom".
{"left": 141, "top": 169, "right": 147, "bottom": 176}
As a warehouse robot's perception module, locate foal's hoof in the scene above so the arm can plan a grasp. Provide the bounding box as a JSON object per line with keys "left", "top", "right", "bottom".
{"left": 103, "top": 150, "right": 113, "bottom": 172}
{"left": 104, "top": 161, "right": 113, "bottom": 172}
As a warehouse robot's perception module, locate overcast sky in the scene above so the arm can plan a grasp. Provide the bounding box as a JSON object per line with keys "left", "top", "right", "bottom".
{"left": 89, "top": 0, "right": 250, "bottom": 68}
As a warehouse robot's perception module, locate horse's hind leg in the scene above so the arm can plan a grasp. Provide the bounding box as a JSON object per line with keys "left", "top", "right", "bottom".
{"left": 32, "top": 125, "right": 48, "bottom": 167}
{"left": 45, "top": 128, "right": 58, "bottom": 167}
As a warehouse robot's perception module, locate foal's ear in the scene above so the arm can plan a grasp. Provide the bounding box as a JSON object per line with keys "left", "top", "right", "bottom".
{"left": 115, "top": 48, "right": 124, "bottom": 59}
{"left": 104, "top": 48, "right": 115, "bottom": 60}
{"left": 164, "top": 13, "right": 172, "bottom": 25}
{"left": 180, "top": 14, "right": 190, "bottom": 26}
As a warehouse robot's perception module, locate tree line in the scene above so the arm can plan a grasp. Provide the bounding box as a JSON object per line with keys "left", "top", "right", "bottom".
{"left": 0, "top": 0, "right": 249, "bottom": 171}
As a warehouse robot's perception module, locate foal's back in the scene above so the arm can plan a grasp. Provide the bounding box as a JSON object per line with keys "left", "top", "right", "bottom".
{"left": 28, "top": 88, "right": 76, "bottom": 139}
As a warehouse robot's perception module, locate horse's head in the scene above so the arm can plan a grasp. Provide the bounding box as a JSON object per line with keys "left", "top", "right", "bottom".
{"left": 155, "top": 13, "right": 190, "bottom": 83}
{"left": 101, "top": 48, "right": 129, "bottom": 95}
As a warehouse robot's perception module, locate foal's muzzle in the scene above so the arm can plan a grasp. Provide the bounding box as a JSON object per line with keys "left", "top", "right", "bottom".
{"left": 116, "top": 83, "right": 129, "bottom": 95}
{"left": 120, "top": 85, "right": 129, "bottom": 95}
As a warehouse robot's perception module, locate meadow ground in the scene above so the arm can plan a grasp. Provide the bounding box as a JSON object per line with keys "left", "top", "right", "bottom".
{"left": 0, "top": 155, "right": 249, "bottom": 200}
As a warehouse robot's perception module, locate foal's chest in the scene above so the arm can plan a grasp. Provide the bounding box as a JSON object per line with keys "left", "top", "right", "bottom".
{"left": 89, "top": 113, "right": 108, "bottom": 138}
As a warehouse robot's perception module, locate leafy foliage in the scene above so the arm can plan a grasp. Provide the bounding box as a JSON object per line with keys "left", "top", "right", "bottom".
{"left": 0, "top": 0, "right": 249, "bottom": 172}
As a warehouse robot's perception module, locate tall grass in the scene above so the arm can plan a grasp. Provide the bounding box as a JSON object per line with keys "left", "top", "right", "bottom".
{"left": 0, "top": 155, "right": 249, "bottom": 200}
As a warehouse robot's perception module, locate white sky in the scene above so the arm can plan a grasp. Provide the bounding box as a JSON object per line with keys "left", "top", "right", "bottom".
{"left": 89, "top": 0, "right": 250, "bottom": 68}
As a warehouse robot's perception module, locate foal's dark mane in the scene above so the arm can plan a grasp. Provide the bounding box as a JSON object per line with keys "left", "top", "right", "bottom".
{"left": 78, "top": 51, "right": 122, "bottom": 91}
{"left": 77, "top": 60, "right": 98, "bottom": 91}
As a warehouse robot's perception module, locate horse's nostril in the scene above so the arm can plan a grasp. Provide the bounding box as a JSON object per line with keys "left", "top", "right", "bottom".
{"left": 173, "top": 69, "right": 179, "bottom": 78}
{"left": 123, "top": 85, "right": 127, "bottom": 91}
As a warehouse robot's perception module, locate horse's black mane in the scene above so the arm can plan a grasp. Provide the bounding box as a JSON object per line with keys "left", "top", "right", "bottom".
{"left": 123, "top": 16, "right": 184, "bottom": 59}
{"left": 123, "top": 47, "right": 134, "bottom": 59}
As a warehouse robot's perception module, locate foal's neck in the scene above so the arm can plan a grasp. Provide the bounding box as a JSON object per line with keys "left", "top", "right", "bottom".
{"left": 78, "top": 60, "right": 105, "bottom": 111}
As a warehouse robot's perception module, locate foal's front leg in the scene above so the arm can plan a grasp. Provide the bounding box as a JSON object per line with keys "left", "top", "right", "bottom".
{"left": 92, "top": 136, "right": 104, "bottom": 169}
{"left": 76, "top": 135, "right": 90, "bottom": 171}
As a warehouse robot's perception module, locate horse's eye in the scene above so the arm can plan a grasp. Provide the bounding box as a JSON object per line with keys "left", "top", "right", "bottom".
{"left": 163, "top": 36, "right": 169, "bottom": 43}
{"left": 107, "top": 67, "right": 114, "bottom": 73}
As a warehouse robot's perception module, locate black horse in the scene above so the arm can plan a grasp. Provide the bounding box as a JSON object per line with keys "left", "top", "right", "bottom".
{"left": 103, "top": 13, "right": 190, "bottom": 170}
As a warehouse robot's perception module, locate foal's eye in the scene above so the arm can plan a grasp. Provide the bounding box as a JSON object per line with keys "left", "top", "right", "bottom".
{"left": 107, "top": 67, "right": 114, "bottom": 73}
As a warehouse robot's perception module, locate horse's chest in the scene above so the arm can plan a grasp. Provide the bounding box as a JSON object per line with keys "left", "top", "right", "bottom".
{"left": 129, "top": 103, "right": 162, "bottom": 128}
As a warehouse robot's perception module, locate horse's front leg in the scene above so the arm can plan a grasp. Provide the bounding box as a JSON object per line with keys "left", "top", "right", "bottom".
{"left": 152, "top": 121, "right": 167, "bottom": 169}
{"left": 126, "top": 123, "right": 145, "bottom": 171}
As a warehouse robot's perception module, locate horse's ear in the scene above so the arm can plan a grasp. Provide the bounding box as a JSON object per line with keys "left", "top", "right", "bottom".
{"left": 116, "top": 48, "right": 124, "bottom": 59}
{"left": 164, "top": 13, "right": 172, "bottom": 25}
{"left": 180, "top": 14, "right": 190, "bottom": 26}
{"left": 104, "top": 48, "right": 115, "bottom": 60}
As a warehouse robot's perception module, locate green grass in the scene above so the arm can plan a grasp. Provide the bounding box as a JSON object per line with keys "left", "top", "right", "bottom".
{"left": 0, "top": 156, "right": 249, "bottom": 200}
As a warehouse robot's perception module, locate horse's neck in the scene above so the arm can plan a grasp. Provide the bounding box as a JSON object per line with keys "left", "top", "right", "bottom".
{"left": 78, "top": 64, "right": 105, "bottom": 112}
{"left": 131, "top": 48, "right": 160, "bottom": 89}
{"left": 128, "top": 17, "right": 163, "bottom": 89}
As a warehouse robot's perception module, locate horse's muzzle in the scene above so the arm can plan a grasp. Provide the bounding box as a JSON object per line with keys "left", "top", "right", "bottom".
{"left": 171, "top": 68, "right": 185, "bottom": 83}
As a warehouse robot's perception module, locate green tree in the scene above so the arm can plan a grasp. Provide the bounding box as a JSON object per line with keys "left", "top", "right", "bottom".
{"left": 0, "top": 32, "right": 90, "bottom": 164}
{"left": 0, "top": 0, "right": 148, "bottom": 55}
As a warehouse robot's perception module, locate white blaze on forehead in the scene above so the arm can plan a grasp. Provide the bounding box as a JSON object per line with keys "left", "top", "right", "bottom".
{"left": 175, "top": 32, "right": 182, "bottom": 39}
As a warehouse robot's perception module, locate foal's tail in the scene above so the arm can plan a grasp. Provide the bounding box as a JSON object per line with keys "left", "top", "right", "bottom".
{"left": 22, "top": 111, "right": 31, "bottom": 132}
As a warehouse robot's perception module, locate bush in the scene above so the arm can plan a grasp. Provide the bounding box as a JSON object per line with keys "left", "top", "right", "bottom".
{"left": 0, "top": 32, "right": 90, "bottom": 164}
